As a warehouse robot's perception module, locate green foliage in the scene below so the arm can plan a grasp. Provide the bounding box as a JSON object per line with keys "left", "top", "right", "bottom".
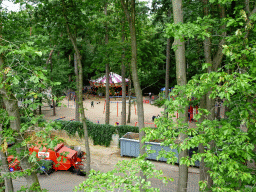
{"left": 152, "top": 98, "right": 166, "bottom": 108}
{"left": 20, "top": 116, "right": 139, "bottom": 148}
{"left": 142, "top": 2, "right": 256, "bottom": 190}
{"left": 151, "top": 92, "right": 169, "bottom": 108}
{"left": 74, "top": 156, "right": 173, "bottom": 192}
{"left": 53, "top": 120, "right": 138, "bottom": 147}
{"left": 86, "top": 122, "right": 116, "bottom": 147}
{"left": 166, "top": 21, "right": 211, "bottom": 41}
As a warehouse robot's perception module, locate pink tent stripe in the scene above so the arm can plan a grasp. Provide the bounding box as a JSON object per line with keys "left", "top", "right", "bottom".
{"left": 90, "top": 72, "right": 130, "bottom": 86}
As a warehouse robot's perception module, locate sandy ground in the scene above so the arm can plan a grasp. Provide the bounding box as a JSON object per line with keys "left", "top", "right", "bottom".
{"left": 39, "top": 96, "right": 200, "bottom": 162}
{"left": 41, "top": 97, "right": 163, "bottom": 128}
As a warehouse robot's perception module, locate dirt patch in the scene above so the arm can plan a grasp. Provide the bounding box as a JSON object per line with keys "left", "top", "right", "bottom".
{"left": 122, "top": 132, "right": 169, "bottom": 143}
{"left": 24, "top": 129, "right": 82, "bottom": 147}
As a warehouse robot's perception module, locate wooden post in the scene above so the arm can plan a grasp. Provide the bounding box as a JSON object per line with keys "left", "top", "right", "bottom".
{"left": 103, "top": 100, "right": 106, "bottom": 114}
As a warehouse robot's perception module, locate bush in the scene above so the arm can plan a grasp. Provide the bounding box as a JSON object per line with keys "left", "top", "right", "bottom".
{"left": 20, "top": 117, "right": 139, "bottom": 148}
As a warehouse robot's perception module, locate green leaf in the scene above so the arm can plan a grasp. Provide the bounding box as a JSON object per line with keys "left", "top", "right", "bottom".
{"left": 12, "top": 77, "right": 19, "bottom": 85}
{"left": 35, "top": 51, "right": 42, "bottom": 57}
{"left": 202, "top": 63, "right": 212, "bottom": 70}
{"left": 29, "top": 75, "right": 39, "bottom": 83}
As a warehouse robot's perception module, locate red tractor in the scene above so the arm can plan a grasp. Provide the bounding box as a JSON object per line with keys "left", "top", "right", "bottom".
{"left": 8, "top": 143, "right": 86, "bottom": 175}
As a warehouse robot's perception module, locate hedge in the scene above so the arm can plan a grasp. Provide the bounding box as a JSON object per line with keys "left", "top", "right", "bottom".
{"left": 20, "top": 117, "right": 139, "bottom": 148}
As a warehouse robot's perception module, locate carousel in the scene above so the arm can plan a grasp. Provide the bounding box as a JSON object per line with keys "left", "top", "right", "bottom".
{"left": 89, "top": 72, "right": 129, "bottom": 96}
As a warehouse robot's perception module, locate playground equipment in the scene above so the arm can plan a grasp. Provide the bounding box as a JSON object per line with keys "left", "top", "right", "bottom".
{"left": 135, "top": 122, "right": 157, "bottom": 128}
{"left": 103, "top": 100, "right": 106, "bottom": 114}
{"left": 143, "top": 99, "right": 150, "bottom": 104}
{"left": 170, "top": 94, "right": 198, "bottom": 122}
{"left": 175, "top": 106, "right": 198, "bottom": 122}
{"left": 54, "top": 116, "right": 66, "bottom": 121}
{"left": 90, "top": 72, "right": 129, "bottom": 87}
{"left": 103, "top": 100, "right": 137, "bottom": 116}
{"left": 188, "top": 105, "right": 198, "bottom": 122}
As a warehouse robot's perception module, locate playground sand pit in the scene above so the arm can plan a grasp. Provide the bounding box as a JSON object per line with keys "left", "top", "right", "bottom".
{"left": 39, "top": 97, "right": 198, "bottom": 163}
{"left": 41, "top": 97, "right": 164, "bottom": 128}
{"left": 39, "top": 96, "right": 166, "bottom": 164}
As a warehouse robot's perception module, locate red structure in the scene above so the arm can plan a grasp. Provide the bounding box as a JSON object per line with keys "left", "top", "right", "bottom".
{"left": 135, "top": 121, "right": 157, "bottom": 128}
{"left": 8, "top": 143, "right": 85, "bottom": 174}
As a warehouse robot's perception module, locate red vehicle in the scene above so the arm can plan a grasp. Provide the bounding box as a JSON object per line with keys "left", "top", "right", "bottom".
{"left": 8, "top": 143, "right": 86, "bottom": 175}
{"left": 7, "top": 155, "right": 21, "bottom": 172}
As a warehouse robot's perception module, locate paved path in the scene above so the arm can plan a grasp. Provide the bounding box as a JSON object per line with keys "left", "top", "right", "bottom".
{"left": 13, "top": 158, "right": 199, "bottom": 192}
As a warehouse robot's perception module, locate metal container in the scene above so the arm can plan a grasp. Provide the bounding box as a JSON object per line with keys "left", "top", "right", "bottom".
{"left": 120, "top": 132, "right": 200, "bottom": 166}
{"left": 120, "top": 132, "right": 178, "bottom": 162}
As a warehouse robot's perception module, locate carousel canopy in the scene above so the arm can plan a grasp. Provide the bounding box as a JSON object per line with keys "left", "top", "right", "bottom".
{"left": 90, "top": 72, "right": 129, "bottom": 87}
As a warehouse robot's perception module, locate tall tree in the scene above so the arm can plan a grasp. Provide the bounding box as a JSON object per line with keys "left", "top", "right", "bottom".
{"left": 165, "top": 33, "right": 171, "bottom": 117}
{"left": 120, "top": 0, "right": 146, "bottom": 189}
{"left": 171, "top": 0, "right": 189, "bottom": 191}
{"left": 199, "top": 1, "right": 227, "bottom": 189}
{"left": 105, "top": 2, "right": 110, "bottom": 125}
{"left": 74, "top": 53, "right": 80, "bottom": 121}
{"left": 0, "top": 124, "right": 14, "bottom": 191}
{"left": 0, "top": 56, "right": 41, "bottom": 191}
{"left": 127, "top": 74, "right": 132, "bottom": 123}
{"left": 61, "top": 0, "right": 91, "bottom": 175}
{"left": 121, "top": 20, "right": 126, "bottom": 125}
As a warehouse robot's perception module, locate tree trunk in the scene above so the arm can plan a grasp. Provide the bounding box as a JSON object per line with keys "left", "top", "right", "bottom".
{"left": 105, "top": 3, "right": 110, "bottom": 125}
{"left": 200, "top": 2, "right": 226, "bottom": 189}
{"left": 216, "top": 97, "right": 221, "bottom": 121}
{"left": 121, "top": 22, "right": 126, "bottom": 125}
{"left": 164, "top": 37, "right": 171, "bottom": 117}
{"left": 0, "top": 173, "right": 4, "bottom": 190}
{"left": 127, "top": 76, "right": 132, "bottom": 123}
{"left": 121, "top": 0, "right": 146, "bottom": 189}
{"left": 0, "top": 124, "right": 14, "bottom": 192}
{"left": 39, "top": 88, "right": 42, "bottom": 115}
{"left": 105, "top": 65, "right": 110, "bottom": 124}
{"left": 68, "top": 55, "right": 72, "bottom": 101}
{"left": 200, "top": 0, "right": 214, "bottom": 189}
{"left": 172, "top": 0, "right": 188, "bottom": 191}
{"left": 0, "top": 94, "right": 42, "bottom": 192}
{"left": 0, "top": 55, "right": 41, "bottom": 192}
{"left": 74, "top": 53, "right": 80, "bottom": 121}
{"left": 121, "top": 65, "right": 126, "bottom": 125}
{"left": 77, "top": 52, "right": 91, "bottom": 175}
{"left": 63, "top": 5, "right": 91, "bottom": 175}
{"left": 164, "top": 9, "right": 171, "bottom": 117}
{"left": 199, "top": 94, "right": 212, "bottom": 191}
{"left": 50, "top": 58, "right": 56, "bottom": 116}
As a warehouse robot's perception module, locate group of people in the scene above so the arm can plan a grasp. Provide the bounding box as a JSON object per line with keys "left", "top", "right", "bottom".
{"left": 91, "top": 101, "right": 101, "bottom": 108}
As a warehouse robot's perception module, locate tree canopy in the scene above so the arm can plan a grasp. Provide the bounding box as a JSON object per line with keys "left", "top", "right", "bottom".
{"left": 0, "top": 0, "right": 256, "bottom": 191}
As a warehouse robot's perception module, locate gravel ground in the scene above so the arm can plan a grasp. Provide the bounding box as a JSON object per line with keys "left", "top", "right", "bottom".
{"left": 12, "top": 141, "right": 200, "bottom": 192}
